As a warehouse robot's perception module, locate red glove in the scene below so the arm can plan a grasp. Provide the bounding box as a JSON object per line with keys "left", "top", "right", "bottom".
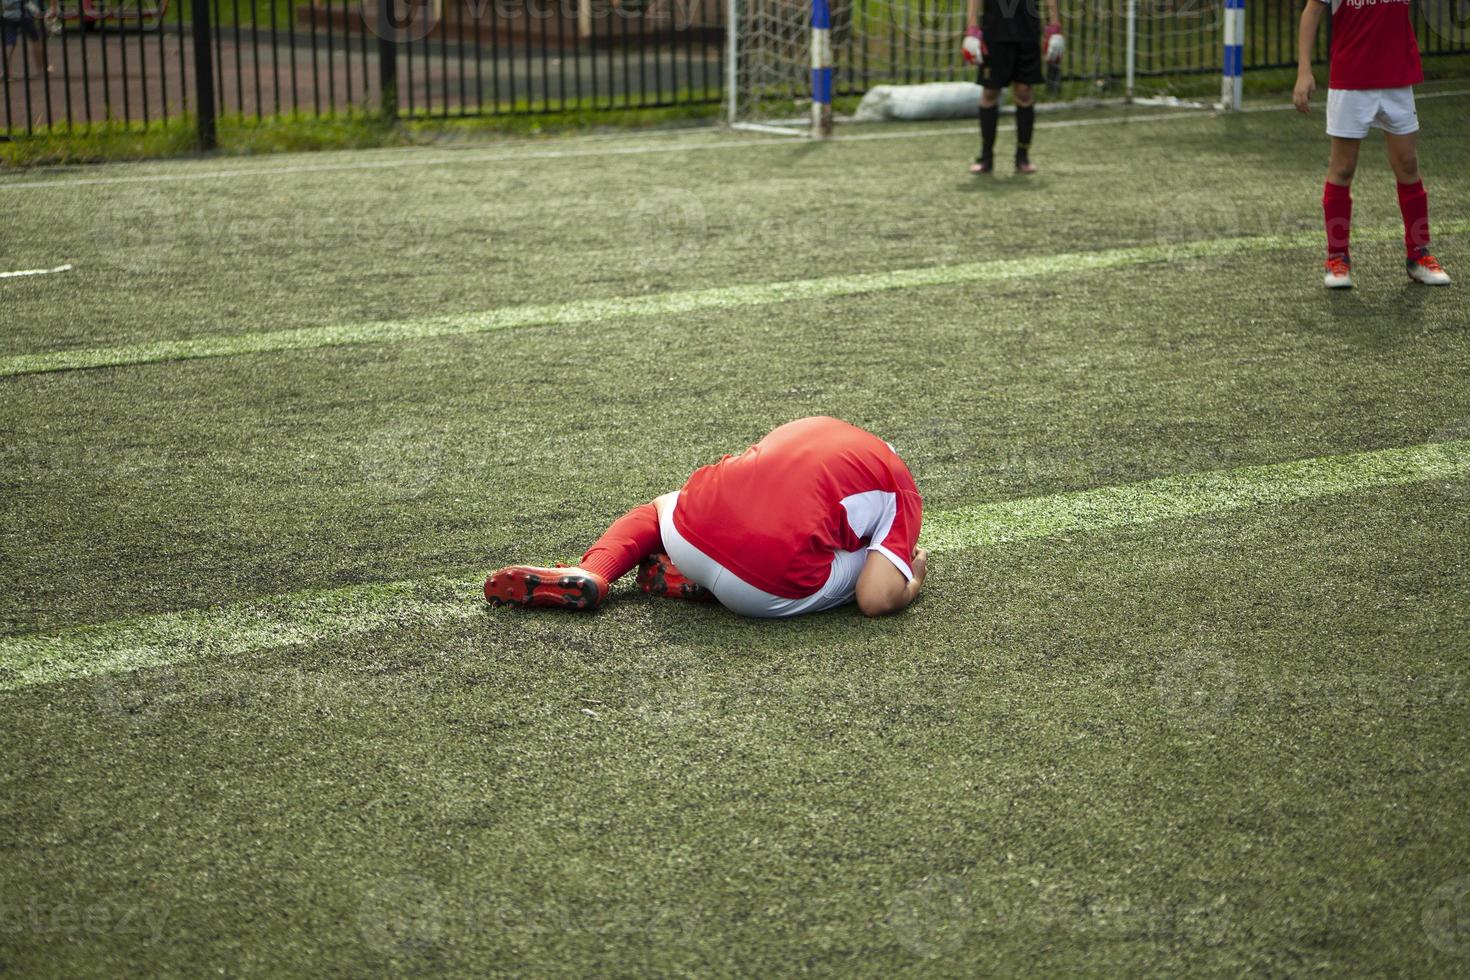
{"left": 962, "top": 26, "right": 985, "bottom": 66}
{"left": 1043, "top": 22, "right": 1065, "bottom": 65}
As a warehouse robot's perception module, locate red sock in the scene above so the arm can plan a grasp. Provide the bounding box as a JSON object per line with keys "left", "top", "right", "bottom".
{"left": 1323, "top": 181, "right": 1352, "bottom": 257}
{"left": 579, "top": 503, "right": 661, "bottom": 583}
{"left": 1396, "top": 179, "right": 1430, "bottom": 256}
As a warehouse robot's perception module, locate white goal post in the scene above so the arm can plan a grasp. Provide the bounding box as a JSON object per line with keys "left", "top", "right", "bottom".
{"left": 726, "top": 0, "right": 1246, "bottom": 138}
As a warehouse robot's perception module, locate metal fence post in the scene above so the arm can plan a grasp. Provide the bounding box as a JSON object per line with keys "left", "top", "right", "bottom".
{"left": 191, "top": 0, "right": 217, "bottom": 149}
{"left": 379, "top": 0, "right": 397, "bottom": 119}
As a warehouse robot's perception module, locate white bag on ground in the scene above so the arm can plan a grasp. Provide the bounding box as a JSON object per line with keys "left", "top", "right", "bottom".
{"left": 852, "top": 82, "right": 985, "bottom": 122}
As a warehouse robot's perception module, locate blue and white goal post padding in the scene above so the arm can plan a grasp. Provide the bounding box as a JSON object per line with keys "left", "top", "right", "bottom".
{"left": 811, "top": 0, "right": 833, "bottom": 138}
{"left": 1221, "top": 0, "right": 1244, "bottom": 111}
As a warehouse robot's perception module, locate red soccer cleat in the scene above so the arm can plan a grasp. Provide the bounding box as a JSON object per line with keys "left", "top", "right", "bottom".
{"left": 636, "top": 552, "right": 715, "bottom": 602}
{"left": 484, "top": 565, "right": 610, "bottom": 610}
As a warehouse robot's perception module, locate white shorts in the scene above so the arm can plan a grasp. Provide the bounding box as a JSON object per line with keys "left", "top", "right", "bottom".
{"left": 656, "top": 492, "right": 867, "bottom": 618}
{"left": 1325, "top": 87, "right": 1418, "bottom": 139}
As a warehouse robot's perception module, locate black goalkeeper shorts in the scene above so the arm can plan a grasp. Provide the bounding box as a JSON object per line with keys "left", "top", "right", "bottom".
{"left": 980, "top": 40, "right": 1043, "bottom": 89}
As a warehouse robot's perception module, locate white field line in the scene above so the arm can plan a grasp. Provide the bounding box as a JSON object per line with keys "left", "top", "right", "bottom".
{"left": 0, "top": 263, "right": 74, "bottom": 279}
{"left": 1, "top": 437, "right": 1466, "bottom": 693}
{"left": 4, "top": 216, "right": 1466, "bottom": 379}
{"left": 4, "top": 88, "right": 1465, "bottom": 192}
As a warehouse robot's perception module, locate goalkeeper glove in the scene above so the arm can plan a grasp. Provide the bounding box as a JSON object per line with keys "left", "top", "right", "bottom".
{"left": 962, "top": 27, "right": 985, "bottom": 66}
{"left": 1043, "top": 23, "right": 1065, "bottom": 65}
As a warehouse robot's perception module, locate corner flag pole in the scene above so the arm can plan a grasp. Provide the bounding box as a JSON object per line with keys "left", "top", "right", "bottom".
{"left": 726, "top": 0, "right": 739, "bottom": 125}
{"left": 811, "top": 0, "right": 833, "bottom": 138}
{"left": 1125, "top": 0, "right": 1137, "bottom": 101}
{"left": 1221, "top": 0, "right": 1244, "bottom": 111}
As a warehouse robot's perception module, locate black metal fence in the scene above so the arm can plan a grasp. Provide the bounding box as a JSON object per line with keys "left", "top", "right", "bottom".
{"left": 2, "top": 0, "right": 726, "bottom": 139}
{"left": 2, "top": 0, "right": 1467, "bottom": 141}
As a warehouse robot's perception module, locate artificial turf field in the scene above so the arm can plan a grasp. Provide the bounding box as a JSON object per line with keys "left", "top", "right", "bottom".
{"left": 2, "top": 84, "right": 1470, "bottom": 975}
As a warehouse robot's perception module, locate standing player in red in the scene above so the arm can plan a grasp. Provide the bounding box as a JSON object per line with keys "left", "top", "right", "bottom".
{"left": 1294, "top": 0, "right": 1451, "bottom": 288}
{"left": 484, "top": 417, "right": 926, "bottom": 618}
{"left": 962, "top": 0, "right": 1064, "bottom": 174}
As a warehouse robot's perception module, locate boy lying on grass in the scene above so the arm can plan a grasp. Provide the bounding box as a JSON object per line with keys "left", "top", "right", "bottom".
{"left": 485, "top": 416, "right": 926, "bottom": 618}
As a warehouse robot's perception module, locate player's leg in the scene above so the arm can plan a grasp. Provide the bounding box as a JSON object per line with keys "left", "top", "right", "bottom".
{"left": 1384, "top": 122, "right": 1450, "bottom": 286}
{"left": 1010, "top": 37, "right": 1043, "bottom": 173}
{"left": 1321, "top": 88, "right": 1373, "bottom": 288}
{"left": 484, "top": 500, "right": 666, "bottom": 610}
{"left": 973, "top": 85, "right": 1002, "bottom": 174}
{"left": 1321, "top": 136, "right": 1359, "bottom": 288}
{"left": 973, "top": 42, "right": 1015, "bottom": 174}
{"left": 637, "top": 492, "right": 714, "bottom": 601}
{"left": 1012, "top": 82, "right": 1036, "bottom": 173}
{"left": 2, "top": 26, "right": 18, "bottom": 80}
{"left": 32, "top": 17, "right": 48, "bottom": 75}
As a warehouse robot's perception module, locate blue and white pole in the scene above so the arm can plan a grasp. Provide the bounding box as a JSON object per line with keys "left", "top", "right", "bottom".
{"left": 1221, "top": 0, "right": 1244, "bottom": 111}
{"left": 811, "top": 0, "right": 833, "bottom": 138}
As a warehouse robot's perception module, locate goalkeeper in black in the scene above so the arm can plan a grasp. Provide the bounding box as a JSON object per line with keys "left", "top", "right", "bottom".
{"left": 962, "top": 0, "right": 1064, "bottom": 174}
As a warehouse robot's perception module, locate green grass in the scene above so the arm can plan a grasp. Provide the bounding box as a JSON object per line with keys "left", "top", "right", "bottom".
{"left": 2, "top": 88, "right": 1469, "bottom": 975}
{"left": 0, "top": 101, "right": 725, "bottom": 167}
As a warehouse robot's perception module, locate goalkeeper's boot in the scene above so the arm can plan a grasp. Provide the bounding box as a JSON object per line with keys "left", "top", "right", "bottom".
{"left": 636, "top": 552, "right": 715, "bottom": 602}
{"left": 1015, "top": 151, "right": 1037, "bottom": 175}
{"left": 968, "top": 157, "right": 993, "bottom": 175}
{"left": 1407, "top": 249, "right": 1451, "bottom": 286}
{"left": 1323, "top": 253, "right": 1353, "bottom": 289}
{"left": 484, "top": 564, "right": 609, "bottom": 610}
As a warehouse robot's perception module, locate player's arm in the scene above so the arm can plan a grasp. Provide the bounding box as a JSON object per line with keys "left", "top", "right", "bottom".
{"left": 966, "top": 0, "right": 980, "bottom": 31}
{"left": 855, "top": 548, "right": 927, "bottom": 617}
{"left": 1294, "top": 0, "right": 1325, "bottom": 113}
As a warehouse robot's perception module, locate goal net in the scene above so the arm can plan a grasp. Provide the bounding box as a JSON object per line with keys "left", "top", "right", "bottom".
{"left": 726, "top": 0, "right": 1232, "bottom": 135}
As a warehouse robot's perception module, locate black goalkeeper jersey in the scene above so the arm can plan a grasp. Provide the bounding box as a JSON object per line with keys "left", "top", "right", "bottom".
{"left": 981, "top": 0, "right": 1042, "bottom": 43}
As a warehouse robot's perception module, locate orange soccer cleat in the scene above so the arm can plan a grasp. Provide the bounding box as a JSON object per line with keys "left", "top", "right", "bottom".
{"left": 1323, "top": 253, "right": 1353, "bottom": 289}
{"left": 1406, "top": 250, "right": 1451, "bottom": 286}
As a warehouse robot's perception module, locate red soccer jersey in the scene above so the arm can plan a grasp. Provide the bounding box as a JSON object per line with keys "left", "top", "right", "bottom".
{"left": 673, "top": 416, "right": 924, "bottom": 600}
{"left": 1320, "top": 0, "right": 1422, "bottom": 90}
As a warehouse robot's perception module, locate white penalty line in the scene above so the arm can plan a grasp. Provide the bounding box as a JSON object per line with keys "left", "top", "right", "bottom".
{"left": 5, "top": 88, "right": 1465, "bottom": 192}
{"left": 1, "top": 437, "right": 1466, "bottom": 694}
{"left": 5, "top": 217, "right": 1467, "bottom": 379}
{"left": 0, "top": 263, "right": 73, "bottom": 279}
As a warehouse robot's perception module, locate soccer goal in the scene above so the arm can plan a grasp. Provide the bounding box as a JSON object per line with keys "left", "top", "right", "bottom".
{"left": 725, "top": 0, "right": 1246, "bottom": 137}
